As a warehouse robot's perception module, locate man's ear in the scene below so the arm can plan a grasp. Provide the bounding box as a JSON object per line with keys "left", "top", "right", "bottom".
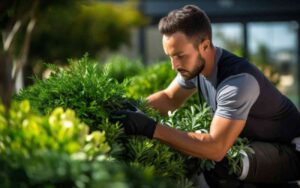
{"left": 197, "top": 39, "right": 210, "bottom": 52}
{"left": 202, "top": 39, "right": 211, "bottom": 51}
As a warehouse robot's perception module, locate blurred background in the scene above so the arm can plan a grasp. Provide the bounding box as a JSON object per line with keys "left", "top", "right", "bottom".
{"left": 1, "top": 0, "right": 300, "bottom": 108}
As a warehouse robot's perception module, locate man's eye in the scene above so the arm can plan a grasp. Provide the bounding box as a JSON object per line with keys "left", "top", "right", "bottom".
{"left": 176, "top": 55, "right": 184, "bottom": 59}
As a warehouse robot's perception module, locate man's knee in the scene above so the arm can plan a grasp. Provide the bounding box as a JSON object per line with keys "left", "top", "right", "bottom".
{"left": 241, "top": 142, "right": 300, "bottom": 183}
{"left": 203, "top": 141, "right": 300, "bottom": 187}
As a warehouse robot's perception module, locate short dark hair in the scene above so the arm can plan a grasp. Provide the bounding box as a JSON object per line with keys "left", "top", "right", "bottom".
{"left": 158, "top": 5, "right": 212, "bottom": 43}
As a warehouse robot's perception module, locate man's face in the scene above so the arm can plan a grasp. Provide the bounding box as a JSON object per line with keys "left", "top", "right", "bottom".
{"left": 162, "top": 32, "right": 205, "bottom": 80}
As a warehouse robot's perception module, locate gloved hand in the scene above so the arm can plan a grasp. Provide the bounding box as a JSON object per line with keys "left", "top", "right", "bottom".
{"left": 121, "top": 101, "right": 141, "bottom": 112}
{"left": 110, "top": 103, "right": 157, "bottom": 139}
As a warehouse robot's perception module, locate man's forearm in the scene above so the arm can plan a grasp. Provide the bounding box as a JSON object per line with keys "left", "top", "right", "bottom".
{"left": 153, "top": 123, "right": 226, "bottom": 161}
{"left": 147, "top": 91, "right": 180, "bottom": 116}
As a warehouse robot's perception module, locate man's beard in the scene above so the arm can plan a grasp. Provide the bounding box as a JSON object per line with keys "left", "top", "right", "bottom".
{"left": 178, "top": 53, "right": 205, "bottom": 80}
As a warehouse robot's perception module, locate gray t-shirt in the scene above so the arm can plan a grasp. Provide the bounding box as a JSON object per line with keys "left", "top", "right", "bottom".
{"left": 175, "top": 48, "right": 260, "bottom": 120}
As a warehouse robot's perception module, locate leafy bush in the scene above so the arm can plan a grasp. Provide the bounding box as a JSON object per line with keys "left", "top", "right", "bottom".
{"left": 0, "top": 100, "right": 110, "bottom": 162}
{"left": 16, "top": 56, "right": 198, "bottom": 186}
{"left": 102, "top": 56, "right": 199, "bottom": 108}
{"left": 162, "top": 104, "right": 251, "bottom": 175}
{"left": 126, "top": 60, "right": 200, "bottom": 107}
{"left": 0, "top": 153, "right": 178, "bottom": 188}
{"left": 126, "top": 61, "right": 176, "bottom": 99}
{"left": 17, "top": 56, "right": 127, "bottom": 132}
{"left": 0, "top": 101, "right": 177, "bottom": 188}
{"left": 104, "top": 55, "right": 144, "bottom": 82}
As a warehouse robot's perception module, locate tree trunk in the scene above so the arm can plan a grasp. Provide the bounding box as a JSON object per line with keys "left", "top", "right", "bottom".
{"left": 12, "top": 18, "right": 36, "bottom": 89}
{"left": 0, "top": 18, "right": 36, "bottom": 109}
{"left": 0, "top": 0, "right": 38, "bottom": 109}
{"left": 0, "top": 52, "right": 13, "bottom": 110}
{"left": 0, "top": 20, "right": 21, "bottom": 110}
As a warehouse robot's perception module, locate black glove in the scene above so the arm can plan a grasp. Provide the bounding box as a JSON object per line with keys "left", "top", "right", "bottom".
{"left": 110, "top": 107, "right": 157, "bottom": 139}
{"left": 121, "top": 101, "right": 141, "bottom": 112}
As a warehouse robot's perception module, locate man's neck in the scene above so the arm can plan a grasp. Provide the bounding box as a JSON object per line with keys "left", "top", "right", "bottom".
{"left": 202, "top": 46, "right": 217, "bottom": 78}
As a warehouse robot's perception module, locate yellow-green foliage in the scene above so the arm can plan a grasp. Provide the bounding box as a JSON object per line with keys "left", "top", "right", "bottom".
{"left": 0, "top": 100, "right": 178, "bottom": 188}
{"left": 0, "top": 100, "right": 110, "bottom": 162}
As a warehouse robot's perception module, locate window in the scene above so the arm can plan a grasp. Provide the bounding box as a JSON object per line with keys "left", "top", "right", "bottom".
{"left": 249, "top": 22, "right": 299, "bottom": 107}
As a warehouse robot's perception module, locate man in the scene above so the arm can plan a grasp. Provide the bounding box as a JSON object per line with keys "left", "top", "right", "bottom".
{"left": 111, "top": 5, "right": 300, "bottom": 187}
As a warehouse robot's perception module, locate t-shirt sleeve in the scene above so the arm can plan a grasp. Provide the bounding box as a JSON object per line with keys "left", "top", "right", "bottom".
{"left": 175, "top": 73, "right": 196, "bottom": 89}
{"left": 215, "top": 73, "right": 260, "bottom": 120}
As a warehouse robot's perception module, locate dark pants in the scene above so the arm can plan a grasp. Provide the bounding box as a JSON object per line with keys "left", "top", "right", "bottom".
{"left": 203, "top": 142, "right": 300, "bottom": 188}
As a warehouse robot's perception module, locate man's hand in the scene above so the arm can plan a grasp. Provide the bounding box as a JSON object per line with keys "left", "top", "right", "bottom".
{"left": 110, "top": 104, "right": 157, "bottom": 139}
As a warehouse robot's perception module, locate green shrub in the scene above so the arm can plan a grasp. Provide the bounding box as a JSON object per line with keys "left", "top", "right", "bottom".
{"left": 126, "top": 60, "right": 200, "bottom": 107}
{"left": 0, "top": 101, "right": 178, "bottom": 188}
{"left": 162, "top": 104, "right": 251, "bottom": 175}
{"left": 17, "top": 56, "right": 127, "bottom": 132}
{"left": 0, "top": 100, "right": 110, "bottom": 163}
{"left": 16, "top": 56, "right": 197, "bottom": 186}
{"left": 0, "top": 152, "right": 177, "bottom": 188}
{"left": 126, "top": 61, "right": 176, "bottom": 99}
{"left": 104, "top": 55, "right": 144, "bottom": 83}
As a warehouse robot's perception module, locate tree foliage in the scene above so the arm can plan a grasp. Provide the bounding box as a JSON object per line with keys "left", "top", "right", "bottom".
{"left": 30, "top": 2, "right": 147, "bottom": 62}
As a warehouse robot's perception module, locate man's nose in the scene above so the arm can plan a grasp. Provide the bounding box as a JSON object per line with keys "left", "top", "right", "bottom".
{"left": 171, "top": 59, "right": 180, "bottom": 70}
